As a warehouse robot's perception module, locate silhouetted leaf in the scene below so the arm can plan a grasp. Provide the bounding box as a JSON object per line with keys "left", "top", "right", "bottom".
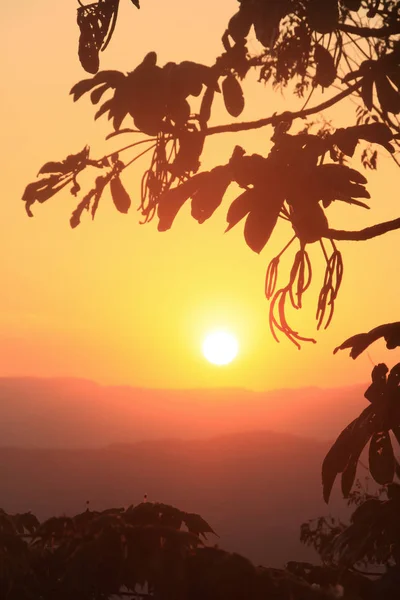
{"left": 38, "top": 161, "right": 67, "bottom": 175}
{"left": 90, "top": 83, "right": 111, "bottom": 104}
{"left": 244, "top": 190, "right": 283, "bottom": 254}
{"left": 157, "top": 174, "right": 208, "bottom": 231}
{"left": 183, "top": 512, "right": 216, "bottom": 538}
{"left": 191, "top": 166, "right": 232, "bottom": 223}
{"left": 322, "top": 418, "right": 359, "bottom": 503}
{"left": 369, "top": 431, "right": 395, "bottom": 485}
{"left": 376, "top": 74, "right": 400, "bottom": 114}
{"left": 222, "top": 74, "right": 245, "bottom": 117}
{"left": 322, "top": 405, "right": 375, "bottom": 502}
{"left": 361, "top": 75, "right": 374, "bottom": 111}
{"left": 110, "top": 175, "right": 131, "bottom": 213}
{"left": 70, "top": 71, "right": 125, "bottom": 102}
{"left": 334, "top": 322, "right": 400, "bottom": 359}
{"left": 225, "top": 189, "right": 254, "bottom": 232}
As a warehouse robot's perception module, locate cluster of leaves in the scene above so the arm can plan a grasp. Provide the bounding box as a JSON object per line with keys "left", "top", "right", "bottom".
{"left": 297, "top": 480, "right": 400, "bottom": 598}
{"left": 228, "top": 1, "right": 400, "bottom": 120}
{"left": 322, "top": 361, "right": 400, "bottom": 503}
{"left": 334, "top": 321, "right": 400, "bottom": 359}
{"left": 325, "top": 483, "right": 400, "bottom": 568}
{"left": 0, "top": 501, "right": 338, "bottom": 600}
{"left": 23, "top": 112, "right": 396, "bottom": 345}
{"left": 24, "top": 0, "right": 400, "bottom": 349}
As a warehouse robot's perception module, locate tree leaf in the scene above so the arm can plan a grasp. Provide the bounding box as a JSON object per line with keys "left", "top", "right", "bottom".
{"left": 37, "top": 161, "right": 68, "bottom": 175}
{"left": 361, "top": 75, "right": 374, "bottom": 111}
{"left": 191, "top": 166, "right": 232, "bottom": 223}
{"left": 369, "top": 431, "right": 395, "bottom": 485}
{"left": 183, "top": 512, "right": 217, "bottom": 538}
{"left": 334, "top": 322, "right": 400, "bottom": 358}
{"left": 157, "top": 174, "right": 208, "bottom": 231}
{"left": 322, "top": 405, "right": 375, "bottom": 503}
{"left": 225, "top": 189, "right": 254, "bottom": 232}
{"left": 243, "top": 190, "right": 283, "bottom": 253}
{"left": 222, "top": 75, "right": 245, "bottom": 118}
{"left": 376, "top": 74, "right": 400, "bottom": 114}
{"left": 90, "top": 83, "right": 111, "bottom": 105}
{"left": 110, "top": 176, "right": 131, "bottom": 214}
{"left": 322, "top": 418, "right": 359, "bottom": 503}
{"left": 70, "top": 71, "right": 125, "bottom": 102}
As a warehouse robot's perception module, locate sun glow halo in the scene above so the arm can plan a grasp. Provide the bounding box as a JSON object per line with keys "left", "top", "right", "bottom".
{"left": 202, "top": 331, "right": 239, "bottom": 366}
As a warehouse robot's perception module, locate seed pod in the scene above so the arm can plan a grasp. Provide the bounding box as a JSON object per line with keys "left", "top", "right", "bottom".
{"left": 314, "top": 44, "right": 336, "bottom": 88}
{"left": 222, "top": 74, "right": 245, "bottom": 117}
{"left": 110, "top": 175, "right": 131, "bottom": 213}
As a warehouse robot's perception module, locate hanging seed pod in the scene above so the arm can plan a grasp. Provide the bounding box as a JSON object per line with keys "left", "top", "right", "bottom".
{"left": 222, "top": 74, "right": 245, "bottom": 117}
{"left": 314, "top": 44, "right": 336, "bottom": 88}
{"left": 265, "top": 257, "right": 280, "bottom": 300}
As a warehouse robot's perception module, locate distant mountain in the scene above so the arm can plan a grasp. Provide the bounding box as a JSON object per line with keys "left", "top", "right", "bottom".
{"left": 0, "top": 377, "right": 367, "bottom": 447}
{"left": 0, "top": 430, "right": 351, "bottom": 568}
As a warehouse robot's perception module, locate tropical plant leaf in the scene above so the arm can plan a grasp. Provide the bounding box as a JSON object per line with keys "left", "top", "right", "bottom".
{"left": 243, "top": 191, "right": 283, "bottom": 254}
{"left": 157, "top": 173, "right": 208, "bottom": 231}
{"left": 369, "top": 431, "right": 395, "bottom": 485}
{"left": 70, "top": 71, "right": 125, "bottom": 102}
{"left": 322, "top": 405, "right": 375, "bottom": 503}
{"left": 225, "top": 189, "right": 254, "bottom": 232}
{"left": 110, "top": 175, "right": 131, "bottom": 213}
{"left": 191, "top": 166, "right": 232, "bottom": 223}
{"left": 334, "top": 322, "right": 400, "bottom": 359}
{"left": 376, "top": 74, "right": 400, "bottom": 114}
{"left": 361, "top": 75, "right": 374, "bottom": 111}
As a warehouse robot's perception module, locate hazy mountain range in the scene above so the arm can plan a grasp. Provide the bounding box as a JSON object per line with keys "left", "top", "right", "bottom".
{"left": 0, "top": 377, "right": 368, "bottom": 447}
{"left": 0, "top": 377, "right": 368, "bottom": 567}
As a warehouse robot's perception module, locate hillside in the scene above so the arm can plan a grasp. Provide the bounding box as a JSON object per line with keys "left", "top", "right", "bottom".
{"left": 0, "top": 377, "right": 367, "bottom": 447}
{"left": 0, "top": 430, "right": 352, "bottom": 568}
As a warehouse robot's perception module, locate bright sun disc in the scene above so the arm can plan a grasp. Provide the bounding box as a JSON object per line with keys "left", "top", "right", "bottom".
{"left": 202, "top": 331, "right": 239, "bottom": 366}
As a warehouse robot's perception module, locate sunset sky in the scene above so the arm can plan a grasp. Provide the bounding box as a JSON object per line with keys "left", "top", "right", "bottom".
{"left": 1, "top": 0, "right": 400, "bottom": 391}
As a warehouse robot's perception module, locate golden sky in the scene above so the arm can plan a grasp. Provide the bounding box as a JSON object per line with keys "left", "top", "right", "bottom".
{"left": 1, "top": 0, "right": 400, "bottom": 390}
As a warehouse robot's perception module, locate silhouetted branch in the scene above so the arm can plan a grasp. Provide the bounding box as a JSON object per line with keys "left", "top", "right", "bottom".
{"left": 327, "top": 217, "right": 400, "bottom": 241}
{"left": 206, "top": 81, "right": 362, "bottom": 136}
{"left": 338, "top": 22, "right": 400, "bottom": 38}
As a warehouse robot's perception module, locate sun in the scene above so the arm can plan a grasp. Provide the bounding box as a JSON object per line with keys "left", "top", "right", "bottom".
{"left": 202, "top": 331, "right": 239, "bottom": 366}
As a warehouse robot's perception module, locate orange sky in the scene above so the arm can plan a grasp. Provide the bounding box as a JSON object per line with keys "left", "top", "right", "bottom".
{"left": 1, "top": 0, "right": 400, "bottom": 391}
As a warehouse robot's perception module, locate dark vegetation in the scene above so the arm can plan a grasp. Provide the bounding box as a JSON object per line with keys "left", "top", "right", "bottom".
{"left": 10, "top": 0, "right": 400, "bottom": 597}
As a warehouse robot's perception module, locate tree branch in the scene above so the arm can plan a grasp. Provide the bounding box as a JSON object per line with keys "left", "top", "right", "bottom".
{"left": 326, "top": 217, "right": 400, "bottom": 241}
{"left": 338, "top": 22, "right": 400, "bottom": 38}
{"left": 206, "top": 81, "right": 362, "bottom": 136}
